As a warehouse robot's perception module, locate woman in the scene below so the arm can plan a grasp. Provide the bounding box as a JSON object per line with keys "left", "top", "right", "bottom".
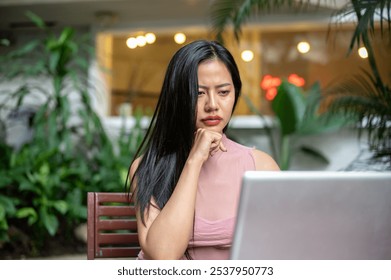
{"left": 129, "top": 40, "right": 279, "bottom": 260}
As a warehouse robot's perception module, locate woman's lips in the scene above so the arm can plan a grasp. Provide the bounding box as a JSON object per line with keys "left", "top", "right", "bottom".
{"left": 202, "top": 116, "right": 222, "bottom": 126}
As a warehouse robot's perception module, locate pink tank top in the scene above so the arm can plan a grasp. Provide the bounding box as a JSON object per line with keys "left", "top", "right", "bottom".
{"left": 137, "top": 134, "right": 255, "bottom": 260}
{"left": 187, "top": 134, "right": 255, "bottom": 259}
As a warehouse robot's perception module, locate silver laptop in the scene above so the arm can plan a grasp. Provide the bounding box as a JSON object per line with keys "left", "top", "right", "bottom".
{"left": 230, "top": 171, "right": 391, "bottom": 260}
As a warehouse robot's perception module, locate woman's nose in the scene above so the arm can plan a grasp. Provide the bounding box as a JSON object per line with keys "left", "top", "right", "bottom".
{"left": 205, "top": 93, "right": 218, "bottom": 112}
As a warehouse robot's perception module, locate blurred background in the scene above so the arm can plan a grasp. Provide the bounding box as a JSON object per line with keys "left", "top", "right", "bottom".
{"left": 0, "top": 0, "right": 390, "bottom": 259}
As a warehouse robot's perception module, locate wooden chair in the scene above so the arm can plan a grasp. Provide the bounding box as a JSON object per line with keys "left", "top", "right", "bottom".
{"left": 87, "top": 192, "right": 140, "bottom": 259}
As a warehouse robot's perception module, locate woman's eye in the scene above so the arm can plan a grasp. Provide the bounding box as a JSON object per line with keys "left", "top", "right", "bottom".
{"left": 219, "top": 90, "right": 230, "bottom": 95}
{"left": 198, "top": 91, "right": 205, "bottom": 95}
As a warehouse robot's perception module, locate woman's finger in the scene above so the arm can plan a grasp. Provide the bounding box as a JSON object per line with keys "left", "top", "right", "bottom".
{"left": 209, "top": 139, "right": 227, "bottom": 157}
{"left": 219, "top": 141, "right": 227, "bottom": 152}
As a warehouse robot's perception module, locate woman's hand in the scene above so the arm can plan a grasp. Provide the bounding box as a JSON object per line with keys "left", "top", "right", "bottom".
{"left": 189, "top": 128, "right": 227, "bottom": 163}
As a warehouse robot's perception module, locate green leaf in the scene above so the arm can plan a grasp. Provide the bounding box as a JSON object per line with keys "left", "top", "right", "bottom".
{"left": 26, "top": 171, "right": 38, "bottom": 184}
{"left": 0, "top": 205, "right": 5, "bottom": 221}
{"left": 0, "top": 175, "right": 12, "bottom": 188}
{"left": 0, "top": 38, "right": 10, "bottom": 46}
{"left": 210, "top": 0, "right": 238, "bottom": 42}
{"left": 39, "top": 163, "right": 50, "bottom": 176}
{"left": 19, "top": 180, "right": 39, "bottom": 193}
{"left": 272, "top": 80, "right": 306, "bottom": 136}
{"left": 40, "top": 209, "right": 59, "bottom": 236}
{"left": 298, "top": 112, "right": 349, "bottom": 135}
{"left": 74, "top": 57, "right": 88, "bottom": 70}
{"left": 76, "top": 205, "right": 88, "bottom": 219}
{"left": 8, "top": 40, "right": 40, "bottom": 59}
{"left": 58, "top": 27, "right": 74, "bottom": 45}
{"left": 45, "top": 37, "right": 60, "bottom": 51}
{"left": 0, "top": 215, "right": 9, "bottom": 231}
{"left": 300, "top": 146, "right": 330, "bottom": 165}
{"left": 16, "top": 207, "right": 38, "bottom": 225}
{"left": 298, "top": 82, "right": 350, "bottom": 136}
{"left": 25, "top": 11, "right": 46, "bottom": 29}
{"left": 48, "top": 50, "right": 61, "bottom": 74}
{"left": 52, "top": 200, "right": 68, "bottom": 214}
{"left": 302, "top": 81, "right": 321, "bottom": 118}
{"left": 0, "top": 195, "right": 16, "bottom": 215}
{"left": 66, "top": 189, "right": 87, "bottom": 219}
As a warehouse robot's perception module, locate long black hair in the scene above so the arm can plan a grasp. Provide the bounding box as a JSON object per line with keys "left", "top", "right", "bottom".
{"left": 129, "top": 40, "right": 242, "bottom": 224}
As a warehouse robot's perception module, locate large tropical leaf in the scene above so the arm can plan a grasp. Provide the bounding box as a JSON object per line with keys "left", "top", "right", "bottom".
{"left": 272, "top": 80, "right": 306, "bottom": 136}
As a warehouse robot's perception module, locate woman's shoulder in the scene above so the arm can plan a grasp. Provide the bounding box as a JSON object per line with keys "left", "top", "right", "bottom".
{"left": 251, "top": 149, "right": 280, "bottom": 171}
{"left": 224, "top": 136, "right": 279, "bottom": 170}
{"left": 224, "top": 135, "right": 253, "bottom": 152}
{"left": 130, "top": 156, "right": 142, "bottom": 175}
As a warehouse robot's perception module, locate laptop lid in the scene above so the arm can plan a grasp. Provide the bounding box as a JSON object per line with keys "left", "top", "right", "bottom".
{"left": 230, "top": 171, "right": 391, "bottom": 260}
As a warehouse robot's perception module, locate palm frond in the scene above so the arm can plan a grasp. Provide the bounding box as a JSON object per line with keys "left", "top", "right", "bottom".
{"left": 233, "top": 0, "right": 294, "bottom": 39}
{"left": 210, "top": 0, "right": 298, "bottom": 42}
{"left": 331, "top": 0, "right": 391, "bottom": 53}
{"left": 325, "top": 71, "right": 391, "bottom": 156}
{"left": 210, "top": 0, "right": 240, "bottom": 43}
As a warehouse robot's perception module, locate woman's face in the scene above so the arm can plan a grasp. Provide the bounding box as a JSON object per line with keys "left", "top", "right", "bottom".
{"left": 196, "top": 59, "right": 236, "bottom": 134}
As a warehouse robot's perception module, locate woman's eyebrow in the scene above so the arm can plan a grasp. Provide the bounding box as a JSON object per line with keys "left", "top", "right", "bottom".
{"left": 198, "top": 83, "right": 232, "bottom": 89}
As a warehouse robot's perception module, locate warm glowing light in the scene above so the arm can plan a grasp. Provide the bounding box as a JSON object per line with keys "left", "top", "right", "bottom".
{"left": 297, "top": 41, "right": 310, "bottom": 54}
{"left": 265, "top": 88, "right": 278, "bottom": 101}
{"left": 241, "top": 50, "right": 254, "bottom": 62}
{"left": 261, "top": 74, "right": 306, "bottom": 101}
{"left": 358, "top": 47, "right": 368, "bottom": 58}
{"left": 174, "top": 33, "right": 186, "bottom": 44}
{"left": 145, "top": 33, "right": 156, "bottom": 44}
{"left": 126, "top": 37, "right": 137, "bottom": 49}
{"left": 136, "top": 35, "right": 147, "bottom": 47}
{"left": 288, "top": 74, "right": 305, "bottom": 87}
{"left": 261, "top": 75, "right": 281, "bottom": 101}
{"left": 261, "top": 75, "right": 281, "bottom": 90}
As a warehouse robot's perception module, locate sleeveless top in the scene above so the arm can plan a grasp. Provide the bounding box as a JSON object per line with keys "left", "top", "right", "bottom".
{"left": 137, "top": 134, "right": 255, "bottom": 260}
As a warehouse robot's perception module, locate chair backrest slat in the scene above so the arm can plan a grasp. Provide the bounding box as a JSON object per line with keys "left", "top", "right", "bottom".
{"left": 97, "top": 220, "right": 137, "bottom": 231}
{"left": 98, "top": 206, "right": 136, "bottom": 216}
{"left": 98, "top": 233, "right": 139, "bottom": 244}
{"left": 97, "top": 248, "right": 141, "bottom": 258}
{"left": 87, "top": 192, "right": 140, "bottom": 259}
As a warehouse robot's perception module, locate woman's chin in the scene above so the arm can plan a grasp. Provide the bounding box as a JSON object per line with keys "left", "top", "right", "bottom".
{"left": 197, "top": 126, "right": 223, "bottom": 134}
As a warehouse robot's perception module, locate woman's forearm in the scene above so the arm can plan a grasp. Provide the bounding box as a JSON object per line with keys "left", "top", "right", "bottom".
{"left": 140, "top": 157, "right": 203, "bottom": 259}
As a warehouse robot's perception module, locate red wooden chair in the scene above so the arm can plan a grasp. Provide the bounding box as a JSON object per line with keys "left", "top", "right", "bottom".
{"left": 87, "top": 192, "right": 140, "bottom": 259}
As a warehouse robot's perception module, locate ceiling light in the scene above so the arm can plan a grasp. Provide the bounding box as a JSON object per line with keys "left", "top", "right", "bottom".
{"left": 297, "top": 41, "right": 310, "bottom": 54}
{"left": 136, "top": 35, "right": 147, "bottom": 47}
{"left": 358, "top": 47, "right": 368, "bottom": 59}
{"left": 174, "top": 33, "right": 186, "bottom": 44}
{"left": 126, "top": 37, "right": 137, "bottom": 49}
{"left": 145, "top": 33, "right": 156, "bottom": 44}
{"left": 241, "top": 50, "right": 254, "bottom": 62}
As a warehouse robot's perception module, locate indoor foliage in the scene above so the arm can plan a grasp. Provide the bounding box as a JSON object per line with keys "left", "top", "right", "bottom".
{"left": 0, "top": 12, "right": 144, "bottom": 258}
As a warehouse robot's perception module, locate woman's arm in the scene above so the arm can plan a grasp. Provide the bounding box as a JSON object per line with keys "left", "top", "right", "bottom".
{"left": 133, "top": 129, "right": 226, "bottom": 259}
